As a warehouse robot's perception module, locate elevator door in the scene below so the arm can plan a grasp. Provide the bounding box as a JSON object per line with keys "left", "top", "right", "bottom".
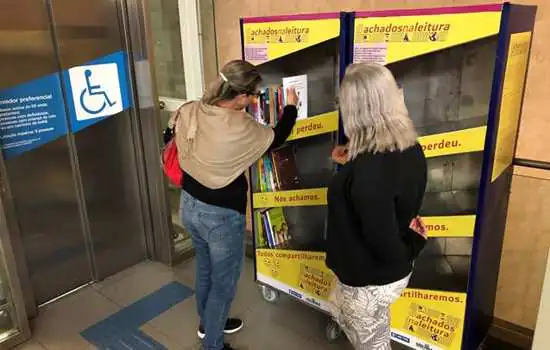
{"left": 0, "top": 0, "right": 148, "bottom": 307}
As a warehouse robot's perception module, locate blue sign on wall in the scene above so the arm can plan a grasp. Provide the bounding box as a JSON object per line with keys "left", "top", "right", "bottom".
{"left": 63, "top": 51, "right": 132, "bottom": 133}
{"left": 0, "top": 74, "right": 68, "bottom": 159}
{"left": 0, "top": 50, "right": 132, "bottom": 159}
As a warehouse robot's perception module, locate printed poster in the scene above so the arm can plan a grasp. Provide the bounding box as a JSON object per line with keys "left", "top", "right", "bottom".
{"left": 353, "top": 9, "right": 502, "bottom": 65}
{"left": 255, "top": 249, "right": 467, "bottom": 350}
{"left": 491, "top": 31, "right": 532, "bottom": 182}
{"left": 243, "top": 17, "right": 340, "bottom": 65}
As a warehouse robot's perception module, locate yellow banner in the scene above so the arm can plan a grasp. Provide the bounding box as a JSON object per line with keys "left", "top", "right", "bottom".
{"left": 419, "top": 126, "right": 487, "bottom": 158}
{"left": 492, "top": 31, "right": 532, "bottom": 182}
{"left": 286, "top": 111, "right": 339, "bottom": 141}
{"left": 256, "top": 249, "right": 467, "bottom": 349}
{"left": 353, "top": 11, "right": 501, "bottom": 65}
{"left": 256, "top": 249, "right": 334, "bottom": 308}
{"left": 244, "top": 18, "right": 340, "bottom": 64}
{"left": 392, "top": 289, "right": 467, "bottom": 350}
{"left": 424, "top": 215, "right": 476, "bottom": 237}
{"left": 253, "top": 188, "right": 327, "bottom": 208}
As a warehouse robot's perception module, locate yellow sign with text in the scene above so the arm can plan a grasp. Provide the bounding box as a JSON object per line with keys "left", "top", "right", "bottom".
{"left": 256, "top": 249, "right": 335, "bottom": 301}
{"left": 492, "top": 31, "right": 532, "bottom": 182}
{"left": 253, "top": 188, "right": 327, "bottom": 208}
{"left": 256, "top": 248, "right": 468, "bottom": 349}
{"left": 286, "top": 111, "right": 339, "bottom": 141}
{"left": 392, "top": 289, "right": 467, "bottom": 350}
{"left": 244, "top": 18, "right": 340, "bottom": 64}
{"left": 419, "top": 126, "right": 487, "bottom": 158}
{"left": 353, "top": 11, "right": 501, "bottom": 65}
{"left": 424, "top": 215, "right": 476, "bottom": 237}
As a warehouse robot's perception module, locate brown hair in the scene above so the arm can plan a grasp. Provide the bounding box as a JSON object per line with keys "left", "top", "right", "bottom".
{"left": 201, "top": 60, "right": 262, "bottom": 105}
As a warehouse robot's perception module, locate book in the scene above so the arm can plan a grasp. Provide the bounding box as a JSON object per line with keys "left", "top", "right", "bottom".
{"left": 271, "top": 145, "right": 301, "bottom": 190}
{"left": 259, "top": 208, "right": 290, "bottom": 248}
{"left": 266, "top": 207, "right": 290, "bottom": 247}
{"left": 255, "top": 211, "right": 267, "bottom": 248}
{"left": 261, "top": 212, "right": 276, "bottom": 248}
{"left": 282, "top": 74, "right": 308, "bottom": 120}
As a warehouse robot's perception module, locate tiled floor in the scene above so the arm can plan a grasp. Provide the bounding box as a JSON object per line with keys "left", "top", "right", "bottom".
{"left": 15, "top": 258, "right": 360, "bottom": 350}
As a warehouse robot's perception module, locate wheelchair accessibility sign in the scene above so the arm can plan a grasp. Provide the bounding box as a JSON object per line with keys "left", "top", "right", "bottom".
{"left": 64, "top": 50, "right": 131, "bottom": 132}
{"left": 68, "top": 63, "right": 122, "bottom": 120}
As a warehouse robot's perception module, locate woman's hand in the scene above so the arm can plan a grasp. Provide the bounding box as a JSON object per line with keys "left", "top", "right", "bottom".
{"left": 409, "top": 216, "right": 428, "bottom": 239}
{"left": 286, "top": 87, "right": 299, "bottom": 106}
{"left": 331, "top": 145, "right": 349, "bottom": 165}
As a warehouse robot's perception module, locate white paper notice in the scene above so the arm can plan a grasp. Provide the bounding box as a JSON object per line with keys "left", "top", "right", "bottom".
{"left": 282, "top": 74, "right": 308, "bottom": 119}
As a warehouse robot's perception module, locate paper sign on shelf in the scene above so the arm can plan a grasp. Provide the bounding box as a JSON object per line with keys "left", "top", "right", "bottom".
{"left": 244, "top": 18, "right": 340, "bottom": 65}
{"left": 282, "top": 74, "right": 308, "bottom": 120}
{"left": 286, "top": 111, "right": 339, "bottom": 141}
{"left": 491, "top": 31, "right": 532, "bottom": 182}
{"left": 353, "top": 11, "right": 502, "bottom": 65}
{"left": 418, "top": 126, "right": 487, "bottom": 158}
{"left": 253, "top": 188, "right": 327, "bottom": 208}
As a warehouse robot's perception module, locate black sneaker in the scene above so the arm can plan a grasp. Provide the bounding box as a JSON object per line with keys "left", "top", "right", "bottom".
{"left": 197, "top": 318, "right": 244, "bottom": 339}
{"left": 223, "top": 344, "right": 236, "bottom": 350}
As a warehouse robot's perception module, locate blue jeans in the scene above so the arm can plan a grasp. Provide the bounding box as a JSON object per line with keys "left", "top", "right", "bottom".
{"left": 180, "top": 191, "right": 245, "bottom": 350}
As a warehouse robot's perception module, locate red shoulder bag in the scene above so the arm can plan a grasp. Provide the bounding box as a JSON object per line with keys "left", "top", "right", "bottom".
{"left": 162, "top": 113, "right": 183, "bottom": 187}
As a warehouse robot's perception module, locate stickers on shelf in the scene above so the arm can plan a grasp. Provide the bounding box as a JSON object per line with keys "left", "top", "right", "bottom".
{"left": 418, "top": 126, "right": 487, "bottom": 158}
{"left": 252, "top": 187, "right": 327, "bottom": 208}
{"left": 353, "top": 5, "right": 502, "bottom": 65}
{"left": 243, "top": 14, "right": 340, "bottom": 65}
{"left": 286, "top": 111, "right": 339, "bottom": 141}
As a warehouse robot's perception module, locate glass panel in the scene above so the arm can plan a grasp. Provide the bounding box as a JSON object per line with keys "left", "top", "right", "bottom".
{"left": 149, "top": 0, "right": 192, "bottom": 258}
{"left": 149, "top": 0, "right": 186, "bottom": 99}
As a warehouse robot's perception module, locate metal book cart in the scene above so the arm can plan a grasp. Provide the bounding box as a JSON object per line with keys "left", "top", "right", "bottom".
{"left": 242, "top": 3, "right": 536, "bottom": 349}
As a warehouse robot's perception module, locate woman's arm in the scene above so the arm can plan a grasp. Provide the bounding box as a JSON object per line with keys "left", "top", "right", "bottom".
{"left": 268, "top": 87, "right": 299, "bottom": 150}
{"left": 268, "top": 105, "right": 298, "bottom": 150}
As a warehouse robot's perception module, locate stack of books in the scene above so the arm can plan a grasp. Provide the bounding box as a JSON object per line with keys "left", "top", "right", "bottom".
{"left": 255, "top": 207, "right": 291, "bottom": 249}
{"left": 257, "top": 145, "right": 301, "bottom": 192}
{"left": 249, "top": 85, "right": 285, "bottom": 126}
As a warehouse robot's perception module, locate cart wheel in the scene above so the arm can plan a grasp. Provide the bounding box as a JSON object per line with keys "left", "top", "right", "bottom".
{"left": 325, "top": 320, "right": 342, "bottom": 343}
{"left": 260, "top": 285, "right": 279, "bottom": 303}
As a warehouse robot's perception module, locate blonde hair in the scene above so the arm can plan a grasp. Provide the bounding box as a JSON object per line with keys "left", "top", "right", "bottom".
{"left": 339, "top": 63, "right": 417, "bottom": 159}
{"left": 201, "top": 60, "right": 262, "bottom": 105}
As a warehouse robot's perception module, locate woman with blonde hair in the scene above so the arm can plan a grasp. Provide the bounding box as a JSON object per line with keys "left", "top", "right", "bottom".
{"left": 166, "top": 60, "right": 298, "bottom": 350}
{"left": 326, "top": 63, "right": 428, "bottom": 349}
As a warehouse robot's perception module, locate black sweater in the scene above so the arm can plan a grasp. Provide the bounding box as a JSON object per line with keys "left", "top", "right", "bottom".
{"left": 172, "top": 105, "right": 298, "bottom": 214}
{"left": 325, "top": 143, "right": 428, "bottom": 287}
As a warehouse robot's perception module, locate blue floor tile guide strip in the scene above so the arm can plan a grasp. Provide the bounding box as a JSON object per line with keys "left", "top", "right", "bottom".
{"left": 81, "top": 281, "right": 194, "bottom": 349}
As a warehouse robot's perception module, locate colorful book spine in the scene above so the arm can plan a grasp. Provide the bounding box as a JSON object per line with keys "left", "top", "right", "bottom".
{"left": 262, "top": 212, "right": 275, "bottom": 248}
{"left": 264, "top": 156, "right": 276, "bottom": 191}
{"left": 255, "top": 211, "right": 266, "bottom": 248}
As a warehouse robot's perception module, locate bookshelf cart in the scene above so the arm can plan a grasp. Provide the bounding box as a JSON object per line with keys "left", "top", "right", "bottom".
{"left": 349, "top": 3, "right": 536, "bottom": 350}
{"left": 242, "top": 3, "right": 536, "bottom": 349}
{"left": 241, "top": 12, "right": 349, "bottom": 342}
